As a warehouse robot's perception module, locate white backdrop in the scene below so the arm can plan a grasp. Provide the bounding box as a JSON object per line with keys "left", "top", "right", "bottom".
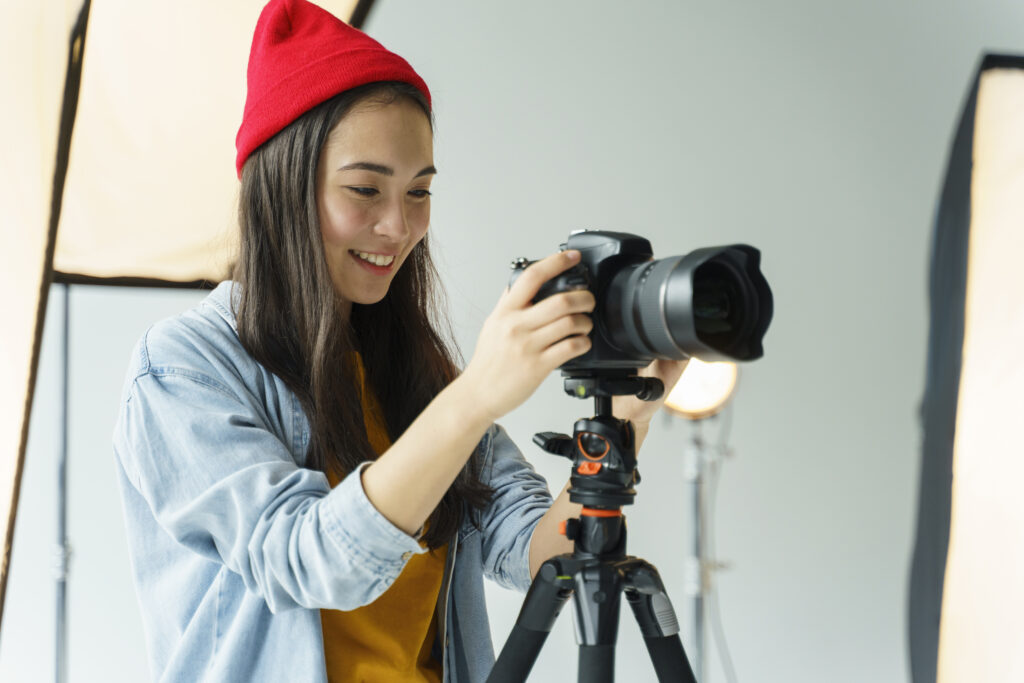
{"left": 3, "top": 0, "right": 1024, "bottom": 681}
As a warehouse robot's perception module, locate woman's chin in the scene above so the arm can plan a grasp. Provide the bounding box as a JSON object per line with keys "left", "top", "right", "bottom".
{"left": 340, "top": 289, "right": 390, "bottom": 308}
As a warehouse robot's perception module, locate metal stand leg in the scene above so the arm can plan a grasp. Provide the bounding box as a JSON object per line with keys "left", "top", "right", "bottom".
{"left": 55, "top": 283, "right": 71, "bottom": 683}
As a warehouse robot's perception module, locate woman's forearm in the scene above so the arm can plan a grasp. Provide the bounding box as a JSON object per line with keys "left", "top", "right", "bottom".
{"left": 528, "top": 481, "right": 580, "bottom": 577}
{"left": 359, "top": 374, "right": 494, "bottom": 536}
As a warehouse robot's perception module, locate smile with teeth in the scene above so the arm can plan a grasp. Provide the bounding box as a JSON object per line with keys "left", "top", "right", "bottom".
{"left": 352, "top": 250, "right": 396, "bottom": 267}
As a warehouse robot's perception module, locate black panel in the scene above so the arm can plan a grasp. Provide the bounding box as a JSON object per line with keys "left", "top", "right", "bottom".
{"left": 52, "top": 272, "right": 219, "bottom": 290}
{"left": 349, "top": 0, "right": 377, "bottom": 30}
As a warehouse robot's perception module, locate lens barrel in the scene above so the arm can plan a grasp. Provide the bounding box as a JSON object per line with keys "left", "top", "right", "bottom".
{"left": 605, "top": 245, "right": 772, "bottom": 362}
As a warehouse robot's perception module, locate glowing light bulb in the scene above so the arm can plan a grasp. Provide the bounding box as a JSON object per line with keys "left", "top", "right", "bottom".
{"left": 664, "top": 358, "right": 739, "bottom": 420}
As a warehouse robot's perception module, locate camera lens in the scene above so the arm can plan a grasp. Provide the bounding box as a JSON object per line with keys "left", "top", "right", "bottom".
{"left": 689, "top": 259, "right": 760, "bottom": 355}
{"left": 693, "top": 266, "right": 736, "bottom": 333}
{"left": 604, "top": 246, "right": 771, "bottom": 362}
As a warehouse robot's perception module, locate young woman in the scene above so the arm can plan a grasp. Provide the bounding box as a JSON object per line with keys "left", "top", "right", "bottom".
{"left": 113, "top": 1, "right": 683, "bottom": 681}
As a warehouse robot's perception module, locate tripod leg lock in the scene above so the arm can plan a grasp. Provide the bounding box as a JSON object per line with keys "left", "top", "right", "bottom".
{"left": 517, "top": 562, "right": 574, "bottom": 633}
{"left": 624, "top": 564, "right": 681, "bottom": 638}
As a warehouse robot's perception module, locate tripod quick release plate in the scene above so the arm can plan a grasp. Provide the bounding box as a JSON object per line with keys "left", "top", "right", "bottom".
{"left": 563, "top": 376, "right": 664, "bottom": 401}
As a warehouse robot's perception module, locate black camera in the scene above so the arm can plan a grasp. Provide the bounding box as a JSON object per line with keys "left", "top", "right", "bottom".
{"left": 510, "top": 230, "right": 773, "bottom": 378}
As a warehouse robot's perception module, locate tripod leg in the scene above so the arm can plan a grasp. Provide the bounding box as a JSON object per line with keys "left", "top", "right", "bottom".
{"left": 578, "top": 645, "right": 616, "bottom": 682}
{"left": 625, "top": 562, "right": 697, "bottom": 683}
{"left": 487, "top": 561, "right": 574, "bottom": 683}
{"left": 635, "top": 634, "right": 694, "bottom": 683}
{"left": 571, "top": 562, "right": 625, "bottom": 683}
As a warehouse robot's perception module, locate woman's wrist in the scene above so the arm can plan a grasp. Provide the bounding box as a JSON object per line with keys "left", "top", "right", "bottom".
{"left": 631, "top": 418, "right": 651, "bottom": 454}
{"left": 445, "top": 371, "right": 500, "bottom": 431}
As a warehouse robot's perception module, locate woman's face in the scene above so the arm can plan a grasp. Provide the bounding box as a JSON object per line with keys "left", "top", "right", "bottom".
{"left": 316, "top": 97, "right": 435, "bottom": 317}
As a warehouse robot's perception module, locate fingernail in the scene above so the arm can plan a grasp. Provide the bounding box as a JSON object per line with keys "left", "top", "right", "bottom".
{"left": 565, "top": 250, "right": 581, "bottom": 262}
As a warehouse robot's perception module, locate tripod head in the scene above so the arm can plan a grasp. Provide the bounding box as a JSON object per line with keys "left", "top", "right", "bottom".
{"left": 533, "top": 373, "right": 664, "bottom": 511}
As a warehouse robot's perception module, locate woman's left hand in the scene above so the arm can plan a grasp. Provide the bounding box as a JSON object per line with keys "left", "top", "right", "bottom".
{"left": 611, "top": 358, "right": 689, "bottom": 440}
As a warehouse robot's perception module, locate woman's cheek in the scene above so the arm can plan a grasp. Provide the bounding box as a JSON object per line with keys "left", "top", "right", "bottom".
{"left": 322, "top": 200, "right": 369, "bottom": 244}
{"left": 409, "top": 203, "right": 430, "bottom": 238}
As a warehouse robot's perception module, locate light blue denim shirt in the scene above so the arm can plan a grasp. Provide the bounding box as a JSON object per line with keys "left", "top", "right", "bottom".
{"left": 112, "top": 281, "right": 553, "bottom": 682}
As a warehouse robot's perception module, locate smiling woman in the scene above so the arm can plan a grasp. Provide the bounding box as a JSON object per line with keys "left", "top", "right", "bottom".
{"left": 232, "top": 78, "right": 475, "bottom": 548}
{"left": 108, "top": 1, "right": 686, "bottom": 682}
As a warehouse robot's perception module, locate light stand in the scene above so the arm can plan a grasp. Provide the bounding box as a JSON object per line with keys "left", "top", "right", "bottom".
{"left": 664, "top": 359, "right": 738, "bottom": 683}
{"left": 55, "top": 283, "right": 71, "bottom": 683}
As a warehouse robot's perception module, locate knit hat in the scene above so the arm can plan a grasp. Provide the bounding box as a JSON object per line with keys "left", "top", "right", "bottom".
{"left": 235, "top": 0, "right": 431, "bottom": 176}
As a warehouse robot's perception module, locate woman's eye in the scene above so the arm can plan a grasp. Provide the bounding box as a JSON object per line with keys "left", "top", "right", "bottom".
{"left": 347, "top": 187, "right": 378, "bottom": 197}
{"left": 408, "top": 189, "right": 433, "bottom": 199}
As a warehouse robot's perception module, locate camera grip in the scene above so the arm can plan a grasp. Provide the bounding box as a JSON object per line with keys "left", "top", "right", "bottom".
{"left": 508, "top": 258, "right": 591, "bottom": 303}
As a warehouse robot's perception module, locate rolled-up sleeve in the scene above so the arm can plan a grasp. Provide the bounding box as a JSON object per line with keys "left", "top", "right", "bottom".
{"left": 475, "top": 425, "right": 554, "bottom": 593}
{"left": 114, "top": 367, "right": 424, "bottom": 614}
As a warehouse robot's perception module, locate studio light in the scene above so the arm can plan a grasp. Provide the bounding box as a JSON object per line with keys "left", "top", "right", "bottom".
{"left": 664, "top": 358, "right": 739, "bottom": 420}
{"left": 910, "top": 53, "right": 1024, "bottom": 683}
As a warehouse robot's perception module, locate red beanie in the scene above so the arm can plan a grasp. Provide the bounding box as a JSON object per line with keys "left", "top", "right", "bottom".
{"left": 235, "top": 0, "right": 431, "bottom": 176}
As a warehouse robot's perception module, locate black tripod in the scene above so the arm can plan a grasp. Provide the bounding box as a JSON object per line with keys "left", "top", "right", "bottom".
{"left": 487, "top": 375, "right": 698, "bottom": 683}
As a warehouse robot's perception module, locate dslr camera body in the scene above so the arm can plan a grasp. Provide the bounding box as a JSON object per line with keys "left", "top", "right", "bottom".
{"left": 510, "top": 230, "right": 772, "bottom": 380}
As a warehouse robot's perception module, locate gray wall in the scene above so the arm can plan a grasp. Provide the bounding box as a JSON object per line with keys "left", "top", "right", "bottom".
{"left": 4, "top": 1, "right": 1024, "bottom": 681}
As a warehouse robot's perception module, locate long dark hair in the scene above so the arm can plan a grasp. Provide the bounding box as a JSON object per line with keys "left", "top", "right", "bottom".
{"left": 233, "top": 82, "right": 492, "bottom": 549}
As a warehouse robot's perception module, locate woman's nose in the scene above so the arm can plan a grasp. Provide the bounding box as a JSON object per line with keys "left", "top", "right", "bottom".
{"left": 373, "top": 198, "right": 410, "bottom": 241}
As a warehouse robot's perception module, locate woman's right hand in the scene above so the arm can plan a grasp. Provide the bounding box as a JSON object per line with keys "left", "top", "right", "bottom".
{"left": 460, "top": 249, "right": 596, "bottom": 423}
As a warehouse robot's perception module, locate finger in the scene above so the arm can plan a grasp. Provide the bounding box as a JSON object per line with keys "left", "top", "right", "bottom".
{"left": 540, "top": 332, "right": 593, "bottom": 369}
{"left": 527, "top": 313, "right": 594, "bottom": 353}
{"left": 520, "top": 289, "right": 595, "bottom": 330}
{"left": 503, "top": 250, "right": 582, "bottom": 310}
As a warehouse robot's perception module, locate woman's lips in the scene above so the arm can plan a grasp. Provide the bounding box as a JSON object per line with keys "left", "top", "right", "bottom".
{"left": 349, "top": 249, "right": 397, "bottom": 274}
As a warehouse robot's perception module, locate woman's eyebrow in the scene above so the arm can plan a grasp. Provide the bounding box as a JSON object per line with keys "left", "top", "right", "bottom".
{"left": 337, "top": 162, "right": 437, "bottom": 178}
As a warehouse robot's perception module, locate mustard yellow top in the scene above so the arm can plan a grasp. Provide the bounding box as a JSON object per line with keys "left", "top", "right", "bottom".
{"left": 321, "top": 360, "right": 447, "bottom": 682}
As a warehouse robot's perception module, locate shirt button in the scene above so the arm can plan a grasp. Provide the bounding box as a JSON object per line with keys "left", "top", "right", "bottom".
{"left": 401, "top": 551, "right": 412, "bottom": 562}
